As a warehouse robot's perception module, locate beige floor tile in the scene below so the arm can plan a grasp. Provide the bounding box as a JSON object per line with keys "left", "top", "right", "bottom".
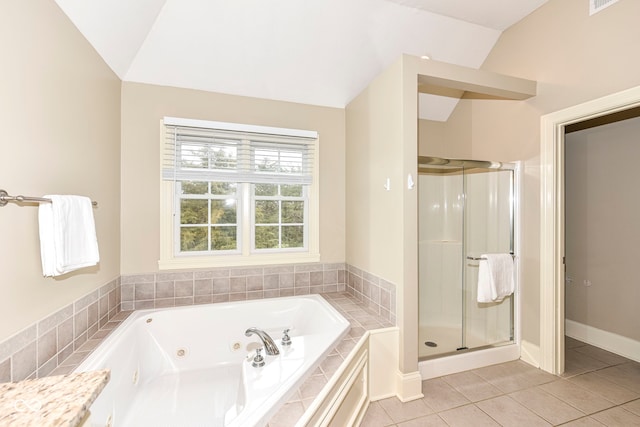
{"left": 476, "top": 395, "right": 551, "bottom": 427}
{"left": 561, "top": 417, "right": 605, "bottom": 426}
{"left": 360, "top": 342, "right": 637, "bottom": 427}
{"left": 441, "top": 370, "right": 503, "bottom": 402}
{"left": 623, "top": 399, "right": 640, "bottom": 416}
{"left": 421, "top": 378, "right": 470, "bottom": 412}
{"left": 574, "top": 344, "right": 632, "bottom": 366}
{"left": 473, "top": 360, "right": 555, "bottom": 393}
{"left": 378, "top": 396, "right": 433, "bottom": 424}
{"left": 594, "top": 363, "right": 640, "bottom": 394}
{"left": 397, "top": 414, "right": 448, "bottom": 427}
{"left": 360, "top": 401, "right": 394, "bottom": 427}
{"left": 591, "top": 406, "right": 640, "bottom": 427}
{"left": 474, "top": 360, "right": 534, "bottom": 379}
{"left": 566, "top": 336, "right": 587, "bottom": 349}
{"left": 438, "top": 404, "right": 500, "bottom": 427}
{"left": 562, "top": 348, "right": 609, "bottom": 378}
{"left": 509, "top": 386, "right": 584, "bottom": 425}
{"left": 540, "top": 380, "right": 615, "bottom": 415}
{"left": 568, "top": 372, "right": 639, "bottom": 405}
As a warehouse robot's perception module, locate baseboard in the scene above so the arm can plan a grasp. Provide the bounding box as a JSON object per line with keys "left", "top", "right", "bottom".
{"left": 566, "top": 320, "right": 640, "bottom": 363}
{"left": 395, "top": 370, "right": 424, "bottom": 402}
{"left": 520, "top": 339, "right": 540, "bottom": 368}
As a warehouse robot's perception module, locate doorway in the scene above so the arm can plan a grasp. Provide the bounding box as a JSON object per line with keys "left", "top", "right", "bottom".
{"left": 540, "top": 85, "right": 640, "bottom": 375}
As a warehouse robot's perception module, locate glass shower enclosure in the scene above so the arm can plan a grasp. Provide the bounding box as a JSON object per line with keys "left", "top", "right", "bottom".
{"left": 418, "top": 156, "right": 515, "bottom": 360}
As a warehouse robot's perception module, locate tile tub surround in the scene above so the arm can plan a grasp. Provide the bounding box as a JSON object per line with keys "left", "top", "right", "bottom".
{"left": 346, "top": 264, "right": 397, "bottom": 325}
{"left": 31, "top": 291, "right": 393, "bottom": 426}
{"left": 0, "top": 369, "right": 109, "bottom": 427}
{"left": 268, "top": 292, "right": 394, "bottom": 426}
{"left": 120, "top": 262, "right": 348, "bottom": 311}
{"left": 120, "top": 262, "right": 397, "bottom": 325}
{"left": 0, "top": 277, "right": 121, "bottom": 384}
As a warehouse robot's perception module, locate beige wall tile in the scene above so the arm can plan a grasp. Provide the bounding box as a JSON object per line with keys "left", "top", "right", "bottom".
{"left": 37, "top": 328, "right": 57, "bottom": 367}
{"left": 0, "top": 358, "right": 10, "bottom": 383}
{"left": 175, "top": 281, "right": 194, "bottom": 297}
{"left": 11, "top": 342, "right": 36, "bottom": 382}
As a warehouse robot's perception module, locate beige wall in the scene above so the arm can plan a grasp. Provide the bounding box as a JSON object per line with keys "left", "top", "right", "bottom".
{"left": 565, "top": 117, "right": 640, "bottom": 342}
{"left": 0, "top": 1, "right": 121, "bottom": 342}
{"left": 437, "top": 0, "right": 640, "bottom": 348}
{"left": 120, "top": 83, "right": 345, "bottom": 274}
{"left": 418, "top": 102, "right": 472, "bottom": 158}
{"left": 345, "top": 60, "right": 406, "bottom": 285}
{"left": 346, "top": 56, "right": 421, "bottom": 377}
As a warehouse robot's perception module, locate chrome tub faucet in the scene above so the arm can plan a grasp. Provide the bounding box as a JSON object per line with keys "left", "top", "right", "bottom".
{"left": 245, "top": 327, "right": 280, "bottom": 356}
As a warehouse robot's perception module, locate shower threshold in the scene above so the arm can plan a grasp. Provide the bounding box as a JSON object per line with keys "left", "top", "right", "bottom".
{"left": 418, "top": 342, "right": 520, "bottom": 380}
{"left": 419, "top": 343, "right": 505, "bottom": 362}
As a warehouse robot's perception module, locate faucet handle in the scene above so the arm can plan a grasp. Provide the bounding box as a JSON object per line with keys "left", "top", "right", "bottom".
{"left": 281, "top": 328, "right": 292, "bottom": 346}
{"left": 251, "top": 347, "right": 265, "bottom": 368}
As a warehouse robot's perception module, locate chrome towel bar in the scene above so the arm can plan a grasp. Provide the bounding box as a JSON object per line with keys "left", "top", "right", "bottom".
{"left": 0, "top": 189, "right": 98, "bottom": 207}
{"left": 467, "top": 254, "right": 515, "bottom": 261}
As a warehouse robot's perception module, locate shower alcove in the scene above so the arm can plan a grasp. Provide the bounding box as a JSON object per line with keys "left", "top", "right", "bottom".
{"left": 345, "top": 55, "right": 535, "bottom": 399}
{"left": 418, "top": 157, "right": 521, "bottom": 378}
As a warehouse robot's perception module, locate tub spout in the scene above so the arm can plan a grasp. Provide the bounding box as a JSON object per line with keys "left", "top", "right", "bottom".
{"left": 245, "top": 327, "right": 280, "bottom": 356}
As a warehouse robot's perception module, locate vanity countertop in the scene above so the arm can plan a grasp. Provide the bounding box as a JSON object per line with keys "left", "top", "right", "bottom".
{"left": 0, "top": 369, "right": 109, "bottom": 427}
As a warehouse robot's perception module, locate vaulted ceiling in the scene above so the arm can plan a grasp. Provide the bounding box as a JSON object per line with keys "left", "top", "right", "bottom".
{"left": 55, "top": 0, "right": 548, "bottom": 121}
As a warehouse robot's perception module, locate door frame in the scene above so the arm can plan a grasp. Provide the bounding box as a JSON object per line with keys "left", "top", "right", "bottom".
{"left": 540, "top": 85, "right": 640, "bottom": 374}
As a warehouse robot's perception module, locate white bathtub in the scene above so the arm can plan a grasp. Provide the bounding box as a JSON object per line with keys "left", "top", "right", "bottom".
{"left": 75, "top": 295, "right": 350, "bottom": 427}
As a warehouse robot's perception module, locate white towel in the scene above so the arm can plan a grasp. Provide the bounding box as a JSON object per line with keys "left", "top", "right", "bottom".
{"left": 477, "top": 253, "right": 514, "bottom": 303}
{"left": 38, "top": 195, "right": 100, "bottom": 277}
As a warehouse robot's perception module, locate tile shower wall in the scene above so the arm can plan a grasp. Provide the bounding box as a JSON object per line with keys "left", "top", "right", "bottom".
{"left": 346, "top": 264, "right": 397, "bottom": 325}
{"left": 120, "top": 263, "right": 348, "bottom": 311}
{"left": 0, "top": 277, "right": 121, "bottom": 383}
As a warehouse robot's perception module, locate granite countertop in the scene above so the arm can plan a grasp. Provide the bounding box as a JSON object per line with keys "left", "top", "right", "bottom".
{"left": 0, "top": 369, "right": 109, "bottom": 427}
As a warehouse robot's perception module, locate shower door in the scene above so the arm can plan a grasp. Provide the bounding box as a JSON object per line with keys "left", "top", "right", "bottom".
{"left": 418, "top": 158, "right": 515, "bottom": 359}
{"left": 462, "top": 168, "right": 514, "bottom": 352}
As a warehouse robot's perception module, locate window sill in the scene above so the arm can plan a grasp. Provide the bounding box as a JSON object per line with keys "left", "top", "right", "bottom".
{"left": 158, "top": 252, "right": 321, "bottom": 270}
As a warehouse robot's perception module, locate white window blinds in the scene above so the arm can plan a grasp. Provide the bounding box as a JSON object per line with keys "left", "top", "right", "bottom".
{"left": 163, "top": 117, "right": 317, "bottom": 185}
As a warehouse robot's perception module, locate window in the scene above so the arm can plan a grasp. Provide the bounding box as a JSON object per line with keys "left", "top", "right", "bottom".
{"left": 160, "top": 117, "right": 319, "bottom": 269}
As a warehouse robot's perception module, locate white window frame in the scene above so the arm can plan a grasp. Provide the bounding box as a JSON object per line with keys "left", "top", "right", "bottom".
{"left": 159, "top": 117, "right": 320, "bottom": 269}
{"left": 251, "top": 183, "right": 309, "bottom": 253}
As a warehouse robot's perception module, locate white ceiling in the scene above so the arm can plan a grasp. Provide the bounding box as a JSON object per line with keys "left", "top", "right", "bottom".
{"left": 55, "top": 0, "right": 547, "bottom": 121}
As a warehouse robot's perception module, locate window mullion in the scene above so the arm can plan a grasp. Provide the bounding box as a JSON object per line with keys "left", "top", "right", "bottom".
{"left": 278, "top": 196, "right": 283, "bottom": 249}
{"left": 243, "top": 182, "right": 251, "bottom": 255}
{"left": 207, "top": 182, "right": 212, "bottom": 252}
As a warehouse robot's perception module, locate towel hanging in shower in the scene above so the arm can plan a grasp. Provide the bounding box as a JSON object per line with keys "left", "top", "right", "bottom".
{"left": 477, "top": 253, "right": 514, "bottom": 303}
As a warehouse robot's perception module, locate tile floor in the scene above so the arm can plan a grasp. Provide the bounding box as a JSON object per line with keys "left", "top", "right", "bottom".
{"left": 361, "top": 337, "right": 640, "bottom": 426}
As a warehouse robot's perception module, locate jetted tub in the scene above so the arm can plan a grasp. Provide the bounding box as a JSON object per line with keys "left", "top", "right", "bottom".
{"left": 75, "top": 295, "right": 350, "bottom": 427}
